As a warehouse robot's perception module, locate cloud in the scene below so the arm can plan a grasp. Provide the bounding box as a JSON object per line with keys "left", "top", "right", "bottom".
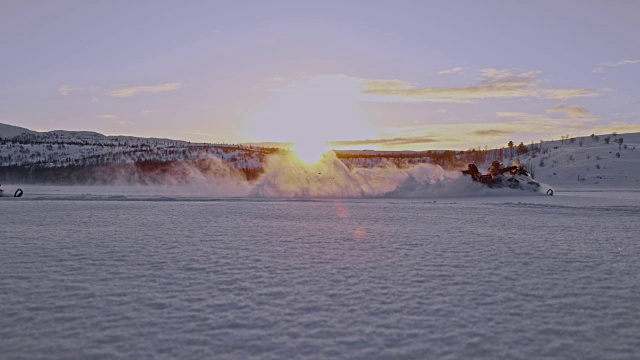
{"left": 438, "top": 67, "right": 465, "bottom": 75}
{"left": 242, "top": 141, "right": 293, "bottom": 149}
{"left": 497, "top": 111, "right": 570, "bottom": 123}
{"left": 116, "top": 120, "right": 135, "bottom": 126}
{"left": 361, "top": 69, "right": 597, "bottom": 103}
{"left": 361, "top": 79, "right": 415, "bottom": 91}
{"left": 588, "top": 122, "right": 640, "bottom": 134}
{"left": 593, "top": 59, "right": 640, "bottom": 73}
{"left": 97, "top": 114, "right": 118, "bottom": 119}
{"left": 328, "top": 136, "right": 444, "bottom": 147}
{"left": 472, "top": 129, "right": 515, "bottom": 136}
{"left": 331, "top": 110, "right": 637, "bottom": 150}
{"left": 58, "top": 83, "right": 183, "bottom": 98}
{"left": 108, "top": 83, "right": 185, "bottom": 97}
{"left": 608, "top": 112, "right": 640, "bottom": 120}
{"left": 538, "top": 88, "right": 597, "bottom": 99}
{"left": 141, "top": 109, "right": 153, "bottom": 114}
{"left": 480, "top": 68, "right": 523, "bottom": 80}
{"left": 474, "top": 114, "right": 640, "bottom": 147}
{"left": 57, "top": 85, "right": 73, "bottom": 96}
{"left": 495, "top": 111, "right": 600, "bottom": 135}
{"left": 436, "top": 109, "right": 448, "bottom": 113}
{"left": 183, "top": 130, "right": 216, "bottom": 136}
{"left": 57, "top": 85, "right": 94, "bottom": 96}
{"left": 547, "top": 105, "right": 592, "bottom": 118}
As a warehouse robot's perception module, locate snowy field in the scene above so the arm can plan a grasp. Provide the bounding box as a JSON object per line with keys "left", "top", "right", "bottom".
{"left": 1, "top": 186, "right": 639, "bottom": 359}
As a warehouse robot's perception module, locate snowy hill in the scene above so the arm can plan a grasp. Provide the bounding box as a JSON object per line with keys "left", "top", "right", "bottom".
{"left": 0, "top": 123, "right": 269, "bottom": 168}
{"left": 0, "top": 123, "right": 275, "bottom": 183}
{"left": 501, "top": 133, "right": 640, "bottom": 190}
{"left": 0, "top": 123, "right": 34, "bottom": 138}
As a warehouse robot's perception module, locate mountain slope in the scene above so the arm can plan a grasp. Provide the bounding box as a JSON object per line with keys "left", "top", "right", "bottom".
{"left": 509, "top": 133, "right": 640, "bottom": 189}
{"left": 0, "top": 123, "right": 34, "bottom": 138}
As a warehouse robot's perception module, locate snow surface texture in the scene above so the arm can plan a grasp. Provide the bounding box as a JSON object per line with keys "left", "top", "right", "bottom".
{"left": 1, "top": 190, "right": 639, "bottom": 359}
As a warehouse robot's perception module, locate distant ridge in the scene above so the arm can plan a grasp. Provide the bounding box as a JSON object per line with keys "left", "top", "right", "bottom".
{"left": 0, "top": 123, "right": 35, "bottom": 138}
{"left": 0, "top": 122, "right": 191, "bottom": 145}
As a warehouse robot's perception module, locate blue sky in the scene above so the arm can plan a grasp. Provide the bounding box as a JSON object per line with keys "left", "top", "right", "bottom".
{"left": 1, "top": 0, "right": 639, "bottom": 150}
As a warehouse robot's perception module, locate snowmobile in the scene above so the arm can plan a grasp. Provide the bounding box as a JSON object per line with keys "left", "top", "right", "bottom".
{"left": 0, "top": 184, "right": 23, "bottom": 197}
{"left": 462, "top": 160, "right": 554, "bottom": 195}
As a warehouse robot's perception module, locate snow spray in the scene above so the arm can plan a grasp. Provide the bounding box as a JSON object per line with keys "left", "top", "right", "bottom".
{"left": 249, "top": 151, "right": 469, "bottom": 198}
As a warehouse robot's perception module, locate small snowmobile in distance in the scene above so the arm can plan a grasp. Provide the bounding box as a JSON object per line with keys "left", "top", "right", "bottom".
{"left": 462, "top": 160, "right": 554, "bottom": 195}
{"left": 0, "top": 184, "right": 23, "bottom": 197}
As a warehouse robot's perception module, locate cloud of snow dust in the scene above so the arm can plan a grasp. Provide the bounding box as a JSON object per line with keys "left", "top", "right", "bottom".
{"left": 151, "top": 157, "right": 252, "bottom": 197}
{"left": 75, "top": 151, "right": 555, "bottom": 199}
{"left": 250, "top": 151, "right": 470, "bottom": 198}
{"left": 94, "top": 156, "right": 252, "bottom": 197}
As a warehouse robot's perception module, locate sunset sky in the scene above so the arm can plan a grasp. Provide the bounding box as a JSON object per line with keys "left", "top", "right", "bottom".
{"left": 2, "top": 0, "right": 639, "bottom": 150}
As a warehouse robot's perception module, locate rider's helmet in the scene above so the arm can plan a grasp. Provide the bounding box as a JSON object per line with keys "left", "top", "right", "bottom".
{"left": 491, "top": 160, "right": 501, "bottom": 168}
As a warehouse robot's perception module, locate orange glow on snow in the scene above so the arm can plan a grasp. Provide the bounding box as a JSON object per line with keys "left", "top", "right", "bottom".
{"left": 352, "top": 227, "right": 366, "bottom": 239}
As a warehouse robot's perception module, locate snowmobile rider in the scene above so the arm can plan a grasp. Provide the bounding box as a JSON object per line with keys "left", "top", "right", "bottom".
{"left": 489, "top": 161, "right": 517, "bottom": 177}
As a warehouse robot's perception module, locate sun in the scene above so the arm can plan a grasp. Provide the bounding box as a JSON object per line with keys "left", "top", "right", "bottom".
{"left": 292, "top": 141, "right": 330, "bottom": 163}
{"left": 246, "top": 75, "right": 375, "bottom": 160}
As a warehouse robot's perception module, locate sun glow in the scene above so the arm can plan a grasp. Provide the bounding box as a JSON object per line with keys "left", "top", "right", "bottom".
{"left": 292, "top": 141, "right": 331, "bottom": 163}
{"left": 247, "top": 75, "right": 375, "bottom": 158}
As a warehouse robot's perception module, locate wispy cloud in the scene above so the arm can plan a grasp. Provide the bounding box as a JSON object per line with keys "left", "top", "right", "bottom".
{"left": 108, "top": 83, "right": 185, "bottom": 98}
{"left": 57, "top": 85, "right": 73, "bottom": 96}
{"left": 497, "top": 111, "right": 571, "bottom": 123}
{"left": 547, "top": 105, "right": 592, "bottom": 118}
{"left": 328, "top": 136, "right": 444, "bottom": 147}
{"left": 495, "top": 111, "right": 599, "bottom": 133}
{"left": 242, "top": 141, "right": 294, "bottom": 149}
{"left": 479, "top": 68, "right": 516, "bottom": 80}
{"left": 183, "top": 130, "right": 216, "bottom": 136}
{"left": 58, "top": 83, "right": 183, "bottom": 98}
{"left": 438, "top": 67, "right": 465, "bottom": 75}
{"left": 472, "top": 129, "right": 515, "bottom": 136}
{"left": 361, "top": 79, "right": 415, "bottom": 91}
{"left": 593, "top": 59, "right": 640, "bottom": 73}
{"left": 116, "top": 120, "right": 135, "bottom": 126}
{"left": 57, "top": 85, "right": 93, "bottom": 96}
{"left": 321, "top": 112, "right": 639, "bottom": 150}
{"left": 361, "top": 69, "right": 597, "bottom": 103}
{"left": 496, "top": 112, "right": 640, "bottom": 140}
{"left": 97, "top": 114, "right": 118, "bottom": 119}
{"left": 588, "top": 122, "right": 640, "bottom": 134}
{"left": 141, "top": 109, "right": 153, "bottom": 114}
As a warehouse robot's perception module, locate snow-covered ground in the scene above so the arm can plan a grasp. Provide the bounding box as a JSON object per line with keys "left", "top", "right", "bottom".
{"left": 1, "top": 190, "right": 639, "bottom": 359}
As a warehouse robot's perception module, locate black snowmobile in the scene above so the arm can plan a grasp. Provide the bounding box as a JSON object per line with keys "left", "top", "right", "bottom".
{"left": 0, "top": 184, "right": 23, "bottom": 197}
{"left": 462, "top": 161, "right": 553, "bottom": 195}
